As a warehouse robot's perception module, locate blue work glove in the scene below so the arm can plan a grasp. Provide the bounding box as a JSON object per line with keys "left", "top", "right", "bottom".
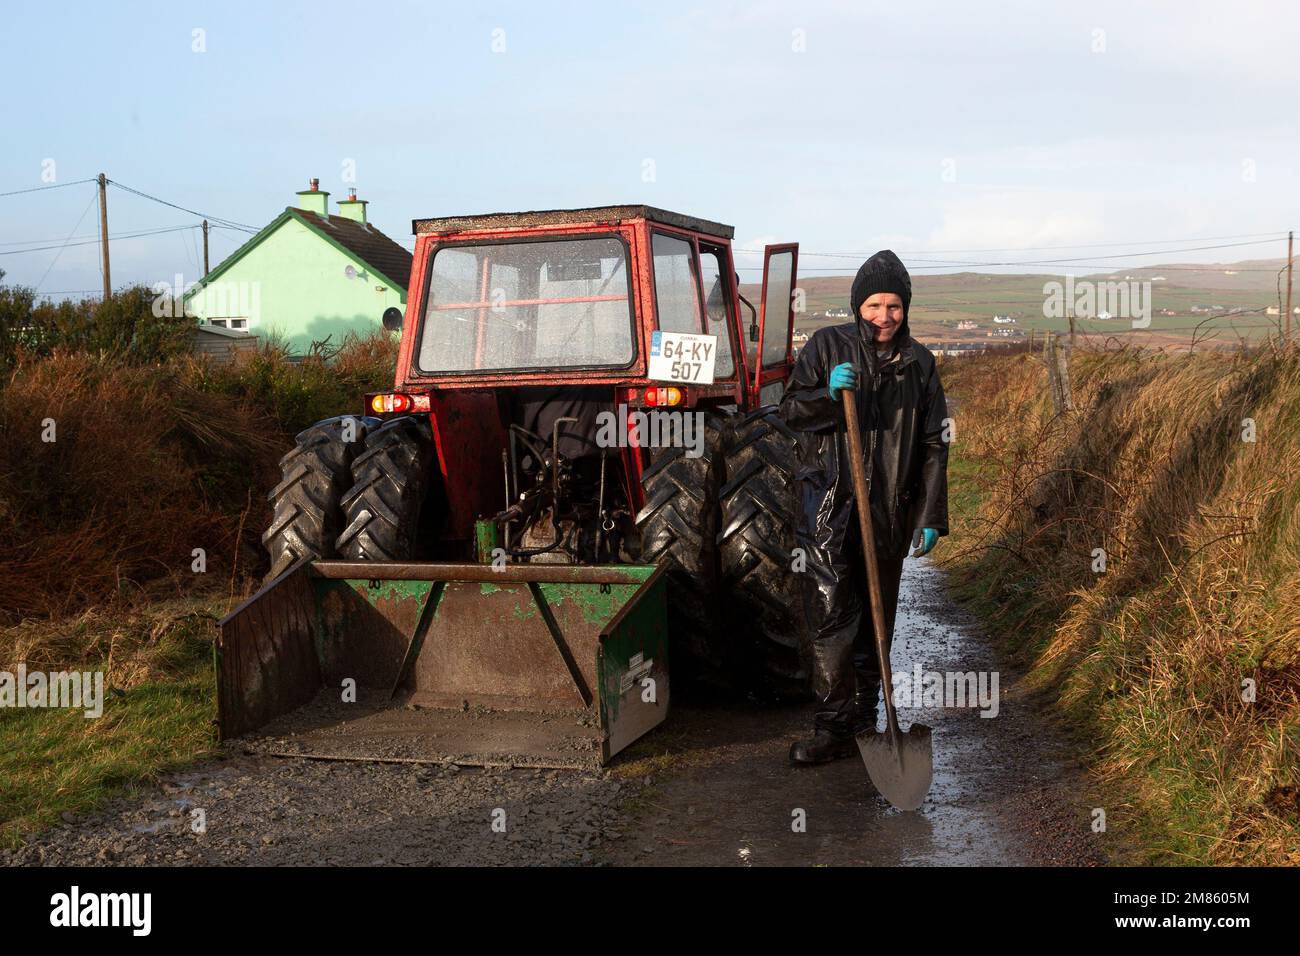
{"left": 911, "top": 528, "right": 939, "bottom": 558}
{"left": 828, "top": 362, "right": 858, "bottom": 401}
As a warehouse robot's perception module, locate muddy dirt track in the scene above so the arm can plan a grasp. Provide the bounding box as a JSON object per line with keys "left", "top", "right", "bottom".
{"left": 4, "top": 562, "right": 1113, "bottom": 867}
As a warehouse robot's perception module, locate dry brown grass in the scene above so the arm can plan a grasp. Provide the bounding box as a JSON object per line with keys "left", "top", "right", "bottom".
{"left": 0, "top": 351, "right": 284, "bottom": 622}
{"left": 0, "top": 596, "right": 220, "bottom": 691}
{"left": 938, "top": 343, "right": 1300, "bottom": 865}
{"left": 0, "top": 331, "right": 399, "bottom": 623}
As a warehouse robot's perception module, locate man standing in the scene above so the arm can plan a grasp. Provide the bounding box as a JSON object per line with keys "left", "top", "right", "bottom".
{"left": 779, "top": 250, "right": 949, "bottom": 764}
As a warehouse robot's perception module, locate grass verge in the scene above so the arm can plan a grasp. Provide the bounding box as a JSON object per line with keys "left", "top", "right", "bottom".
{"left": 0, "top": 597, "right": 222, "bottom": 849}
{"left": 936, "top": 345, "right": 1299, "bottom": 865}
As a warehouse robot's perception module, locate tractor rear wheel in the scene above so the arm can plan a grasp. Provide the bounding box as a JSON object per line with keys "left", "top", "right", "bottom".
{"left": 337, "top": 415, "right": 437, "bottom": 561}
{"left": 719, "top": 407, "right": 812, "bottom": 700}
{"left": 262, "top": 416, "right": 376, "bottom": 582}
{"left": 635, "top": 409, "right": 736, "bottom": 692}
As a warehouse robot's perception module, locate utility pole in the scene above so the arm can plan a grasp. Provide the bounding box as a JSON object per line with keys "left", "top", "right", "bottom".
{"left": 1286, "top": 230, "right": 1293, "bottom": 347}
{"left": 202, "top": 219, "right": 210, "bottom": 276}
{"left": 97, "top": 173, "right": 111, "bottom": 300}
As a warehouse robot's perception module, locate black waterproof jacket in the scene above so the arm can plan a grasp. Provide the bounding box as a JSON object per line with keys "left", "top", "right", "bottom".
{"left": 778, "top": 320, "right": 949, "bottom": 567}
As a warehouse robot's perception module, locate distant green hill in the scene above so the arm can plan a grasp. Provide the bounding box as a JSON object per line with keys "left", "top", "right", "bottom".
{"left": 745, "top": 257, "right": 1292, "bottom": 348}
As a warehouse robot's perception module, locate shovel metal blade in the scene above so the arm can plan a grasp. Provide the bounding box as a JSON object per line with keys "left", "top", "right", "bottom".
{"left": 856, "top": 723, "right": 934, "bottom": 811}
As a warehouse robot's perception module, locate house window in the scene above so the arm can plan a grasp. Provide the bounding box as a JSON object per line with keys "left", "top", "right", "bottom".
{"left": 229, "top": 318, "right": 248, "bottom": 330}
{"left": 210, "top": 319, "right": 228, "bottom": 328}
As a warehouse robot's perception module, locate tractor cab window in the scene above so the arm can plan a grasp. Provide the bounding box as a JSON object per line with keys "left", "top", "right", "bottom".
{"left": 697, "top": 245, "right": 736, "bottom": 379}
{"left": 650, "top": 233, "right": 700, "bottom": 335}
{"left": 651, "top": 232, "right": 735, "bottom": 380}
{"left": 761, "top": 250, "right": 795, "bottom": 367}
{"left": 418, "top": 236, "right": 635, "bottom": 373}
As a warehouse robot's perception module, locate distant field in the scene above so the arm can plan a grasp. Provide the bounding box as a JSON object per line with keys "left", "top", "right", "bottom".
{"left": 744, "top": 257, "right": 1292, "bottom": 350}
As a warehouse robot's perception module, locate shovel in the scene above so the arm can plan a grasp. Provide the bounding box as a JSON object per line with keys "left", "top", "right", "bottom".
{"left": 841, "top": 386, "right": 933, "bottom": 811}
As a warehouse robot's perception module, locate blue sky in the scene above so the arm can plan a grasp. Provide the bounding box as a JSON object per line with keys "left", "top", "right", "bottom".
{"left": 2, "top": 0, "right": 1297, "bottom": 297}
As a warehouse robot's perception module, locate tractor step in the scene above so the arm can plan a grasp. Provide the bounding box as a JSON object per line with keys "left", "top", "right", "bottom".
{"left": 216, "top": 560, "right": 669, "bottom": 766}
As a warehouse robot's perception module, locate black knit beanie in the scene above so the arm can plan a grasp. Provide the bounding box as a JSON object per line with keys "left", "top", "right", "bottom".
{"left": 850, "top": 249, "right": 912, "bottom": 322}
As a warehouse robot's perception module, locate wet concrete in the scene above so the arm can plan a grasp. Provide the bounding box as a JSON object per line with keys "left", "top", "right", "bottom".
{"left": 601, "top": 560, "right": 1109, "bottom": 866}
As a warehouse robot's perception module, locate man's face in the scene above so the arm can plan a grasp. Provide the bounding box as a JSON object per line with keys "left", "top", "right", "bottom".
{"left": 859, "top": 292, "right": 905, "bottom": 343}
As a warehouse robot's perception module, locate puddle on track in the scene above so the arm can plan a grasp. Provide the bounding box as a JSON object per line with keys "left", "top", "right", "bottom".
{"left": 603, "top": 560, "right": 1089, "bottom": 866}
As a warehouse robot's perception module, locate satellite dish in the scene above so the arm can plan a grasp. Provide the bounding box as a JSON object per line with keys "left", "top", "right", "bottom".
{"left": 344, "top": 264, "right": 357, "bottom": 280}
{"left": 382, "top": 307, "right": 403, "bottom": 332}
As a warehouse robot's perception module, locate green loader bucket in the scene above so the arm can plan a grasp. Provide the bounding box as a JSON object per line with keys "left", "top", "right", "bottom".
{"left": 216, "top": 560, "right": 669, "bottom": 768}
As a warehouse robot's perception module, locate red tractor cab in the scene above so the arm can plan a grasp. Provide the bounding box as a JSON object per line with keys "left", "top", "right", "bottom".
{"left": 371, "top": 205, "right": 800, "bottom": 550}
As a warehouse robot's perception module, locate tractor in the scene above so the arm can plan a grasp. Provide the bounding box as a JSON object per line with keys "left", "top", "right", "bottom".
{"left": 217, "top": 205, "right": 809, "bottom": 768}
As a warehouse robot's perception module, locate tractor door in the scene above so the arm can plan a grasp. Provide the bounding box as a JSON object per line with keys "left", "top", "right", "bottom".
{"left": 749, "top": 243, "right": 799, "bottom": 407}
{"left": 648, "top": 230, "right": 743, "bottom": 401}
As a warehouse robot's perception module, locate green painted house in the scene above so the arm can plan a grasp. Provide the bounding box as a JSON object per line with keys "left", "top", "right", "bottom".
{"left": 184, "top": 179, "right": 412, "bottom": 354}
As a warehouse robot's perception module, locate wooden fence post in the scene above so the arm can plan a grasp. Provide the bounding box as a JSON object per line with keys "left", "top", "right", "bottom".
{"left": 1043, "top": 332, "right": 1073, "bottom": 413}
{"left": 1056, "top": 333, "right": 1074, "bottom": 411}
{"left": 1045, "top": 333, "right": 1063, "bottom": 414}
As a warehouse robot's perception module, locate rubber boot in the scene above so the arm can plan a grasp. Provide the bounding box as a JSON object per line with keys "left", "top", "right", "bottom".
{"left": 789, "top": 730, "right": 857, "bottom": 765}
{"left": 852, "top": 684, "right": 880, "bottom": 736}
{"left": 852, "top": 705, "right": 879, "bottom": 736}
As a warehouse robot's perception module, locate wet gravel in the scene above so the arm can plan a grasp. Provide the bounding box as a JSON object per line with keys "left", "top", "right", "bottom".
{"left": 4, "top": 562, "right": 1114, "bottom": 867}
{"left": 3, "top": 757, "right": 632, "bottom": 867}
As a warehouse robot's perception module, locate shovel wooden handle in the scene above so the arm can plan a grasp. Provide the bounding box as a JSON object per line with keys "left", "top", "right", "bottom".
{"left": 841, "top": 387, "right": 900, "bottom": 737}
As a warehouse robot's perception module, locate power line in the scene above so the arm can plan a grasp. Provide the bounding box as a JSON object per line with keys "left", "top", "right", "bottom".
{"left": 744, "top": 238, "right": 1286, "bottom": 271}
{"left": 914, "top": 231, "right": 1288, "bottom": 255}
{"left": 33, "top": 191, "right": 99, "bottom": 292}
{"left": 0, "top": 224, "right": 202, "bottom": 256}
{"left": 742, "top": 264, "right": 1286, "bottom": 273}
{"left": 0, "top": 222, "right": 200, "bottom": 248}
{"left": 738, "top": 237, "right": 1290, "bottom": 273}
{"left": 0, "top": 178, "right": 97, "bottom": 198}
{"left": 737, "top": 230, "right": 1288, "bottom": 260}
{"left": 105, "top": 179, "right": 259, "bottom": 233}
{"left": 904, "top": 238, "right": 1284, "bottom": 268}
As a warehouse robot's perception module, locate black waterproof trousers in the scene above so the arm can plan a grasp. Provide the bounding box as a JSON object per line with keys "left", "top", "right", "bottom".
{"left": 803, "top": 511, "right": 905, "bottom": 736}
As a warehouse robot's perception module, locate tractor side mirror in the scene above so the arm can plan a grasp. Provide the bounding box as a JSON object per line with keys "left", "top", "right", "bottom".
{"left": 735, "top": 272, "right": 759, "bottom": 341}
{"left": 382, "top": 307, "right": 403, "bottom": 332}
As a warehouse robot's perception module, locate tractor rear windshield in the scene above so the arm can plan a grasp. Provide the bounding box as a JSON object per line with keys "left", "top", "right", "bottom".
{"left": 418, "top": 236, "right": 634, "bottom": 373}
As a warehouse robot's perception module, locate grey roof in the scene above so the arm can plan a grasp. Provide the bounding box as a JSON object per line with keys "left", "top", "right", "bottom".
{"left": 413, "top": 205, "right": 735, "bottom": 240}
{"left": 295, "top": 210, "right": 414, "bottom": 291}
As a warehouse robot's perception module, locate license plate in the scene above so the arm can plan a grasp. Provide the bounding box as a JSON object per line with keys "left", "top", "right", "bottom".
{"left": 648, "top": 331, "right": 717, "bottom": 385}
